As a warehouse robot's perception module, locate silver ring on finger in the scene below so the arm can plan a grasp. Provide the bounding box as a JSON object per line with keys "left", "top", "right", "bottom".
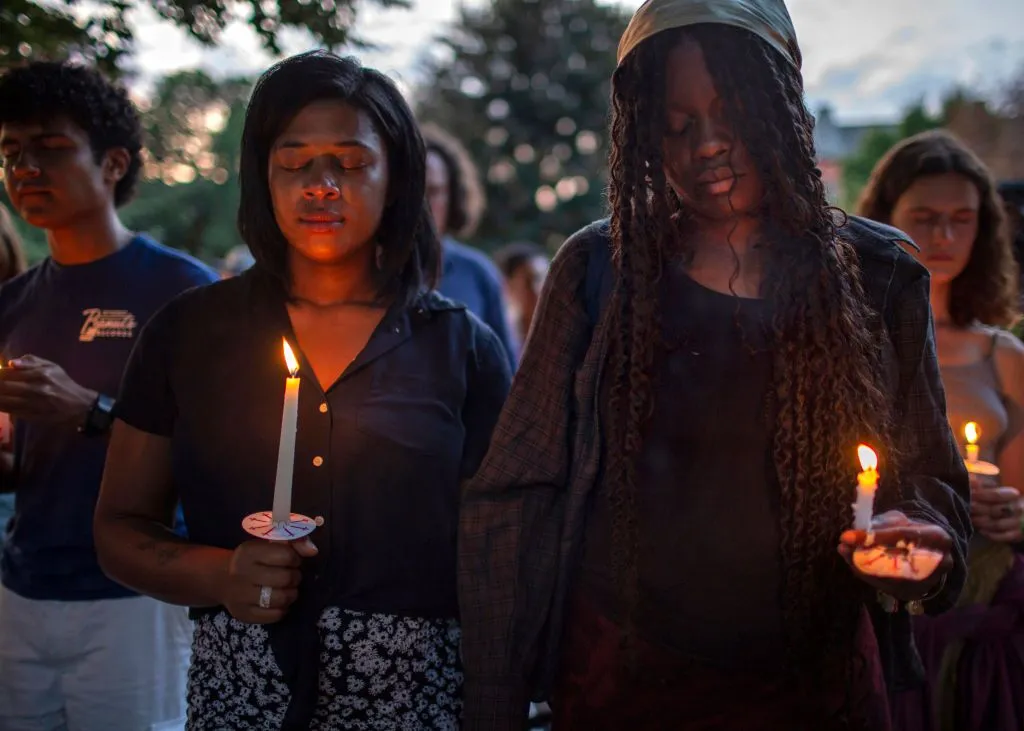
{"left": 259, "top": 585, "right": 272, "bottom": 609}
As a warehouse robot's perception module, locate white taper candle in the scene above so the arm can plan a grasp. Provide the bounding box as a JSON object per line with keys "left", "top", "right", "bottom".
{"left": 852, "top": 444, "right": 879, "bottom": 531}
{"left": 272, "top": 339, "right": 301, "bottom": 525}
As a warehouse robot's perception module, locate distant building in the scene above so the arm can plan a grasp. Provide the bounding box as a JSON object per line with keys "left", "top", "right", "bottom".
{"left": 812, "top": 99, "right": 1024, "bottom": 204}
{"left": 945, "top": 100, "right": 1024, "bottom": 182}
{"left": 813, "top": 105, "right": 897, "bottom": 203}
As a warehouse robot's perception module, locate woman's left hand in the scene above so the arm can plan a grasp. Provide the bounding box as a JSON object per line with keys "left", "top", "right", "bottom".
{"left": 971, "top": 485, "right": 1024, "bottom": 543}
{"left": 838, "top": 510, "right": 954, "bottom": 602}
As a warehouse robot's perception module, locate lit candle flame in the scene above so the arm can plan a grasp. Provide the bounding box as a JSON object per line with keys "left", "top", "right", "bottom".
{"left": 853, "top": 444, "right": 880, "bottom": 531}
{"left": 282, "top": 339, "right": 299, "bottom": 377}
{"left": 857, "top": 444, "right": 878, "bottom": 472}
{"left": 964, "top": 422, "right": 980, "bottom": 446}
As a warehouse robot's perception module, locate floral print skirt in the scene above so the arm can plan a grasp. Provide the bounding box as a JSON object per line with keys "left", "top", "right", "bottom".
{"left": 186, "top": 607, "right": 462, "bottom": 730}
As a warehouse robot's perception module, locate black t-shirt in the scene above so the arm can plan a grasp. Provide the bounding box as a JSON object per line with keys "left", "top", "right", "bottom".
{"left": 581, "top": 268, "right": 784, "bottom": 668}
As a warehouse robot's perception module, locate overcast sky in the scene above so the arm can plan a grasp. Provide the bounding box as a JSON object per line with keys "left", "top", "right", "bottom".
{"left": 123, "top": 0, "right": 1024, "bottom": 122}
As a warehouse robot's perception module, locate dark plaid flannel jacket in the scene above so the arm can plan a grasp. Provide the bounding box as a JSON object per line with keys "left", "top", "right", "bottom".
{"left": 458, "top": 216, "right": 972, "bottom": 730}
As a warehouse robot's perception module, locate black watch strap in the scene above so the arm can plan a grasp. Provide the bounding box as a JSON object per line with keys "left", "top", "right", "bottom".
{"left": 80, "top": 394, "right": 116, "bottom": 436}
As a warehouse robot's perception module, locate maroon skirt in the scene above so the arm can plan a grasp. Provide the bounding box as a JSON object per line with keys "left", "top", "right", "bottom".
{"left": 891, "top": 554, "right": 1024, "bottom": 731}
{"left": 551, "top": 594, "right": 891, "bottom": 731}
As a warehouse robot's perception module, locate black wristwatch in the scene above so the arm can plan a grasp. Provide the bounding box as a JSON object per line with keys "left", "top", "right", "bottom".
{"left": 80, "top": 394, "right": 116, "bottom": 437}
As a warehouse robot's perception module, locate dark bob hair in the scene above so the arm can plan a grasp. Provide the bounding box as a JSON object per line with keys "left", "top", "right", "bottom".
{"left": 420, "top": 122, "right": 486, "bottom": 239}
{"left": 858, "top": 129, "right": 1019, "bottom": 328}
{"left": 238, "top": 50, "right": 439, "bottom": 304}
{"left": 0, "top": 61, "right": 143, "bottom": 207}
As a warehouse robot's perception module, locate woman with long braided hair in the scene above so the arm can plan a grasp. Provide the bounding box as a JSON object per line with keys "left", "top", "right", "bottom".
{"left": 459, "top": 1, "right": 970, "bottom": 729}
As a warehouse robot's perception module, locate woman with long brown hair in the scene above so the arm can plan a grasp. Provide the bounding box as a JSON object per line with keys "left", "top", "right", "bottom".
{"left": 458, "top": 1, "right": 971, "bottom": 729}
{"left": 859, "top": 130, "right": 1024, "bottom": 731}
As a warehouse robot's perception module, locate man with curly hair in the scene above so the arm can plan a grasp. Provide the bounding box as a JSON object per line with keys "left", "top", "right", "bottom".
{"left": 422, "top": 123, "right": 518, "bottom": 369}
{"left": 0, "top": 61, "right": 218, "bottom": 729}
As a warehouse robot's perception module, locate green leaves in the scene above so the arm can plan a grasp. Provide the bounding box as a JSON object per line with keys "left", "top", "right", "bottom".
{"left": 416, "top": 0, "right": 629, "bottom": 254}
{"left": 840, "top": 100, "right": 944, "bottom": 209}
{"left": 123, "top": 71, "right": 251, "bottom": 260}
{"left": 0, "top": 0, "right": 134, "bottom": 75}
{"left": 0, "top": 0, "right": 408, "bottom": 76}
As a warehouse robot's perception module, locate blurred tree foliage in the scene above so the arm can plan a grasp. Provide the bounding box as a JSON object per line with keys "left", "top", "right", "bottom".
{"left": 0, "top": 0, "right": 409, "bottom": 76}
{"left": 838, "top": 92, "right": 985, "bottom": 208}
{"left": 0, "top": 0, "right": 134, "bottom": 75}
{"left": 122, "top": 71, "right": 251, "bottom": 261}
{"left": 415, "top": 0, "right": 629, "bottom": 253}
{"left": 0, "top": 197, "right": 47, "bottom": 264}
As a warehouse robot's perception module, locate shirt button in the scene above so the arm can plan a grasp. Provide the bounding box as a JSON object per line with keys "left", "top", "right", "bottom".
{"left": 312, "top": 456, "right": 324, "bottom": 467}
{"left": 319, "top": 403, "right": 328, "bottom": 413}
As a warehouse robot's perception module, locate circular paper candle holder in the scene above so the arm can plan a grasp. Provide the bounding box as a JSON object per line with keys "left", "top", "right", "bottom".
{"left": 242, "top": 511, "right": 317, "bottom": 542}
{"left": 853, "top": 539, "right": 943, "bottom": 581}
{"left": 965, "top": 459, "right": 1000, "bottom": 478}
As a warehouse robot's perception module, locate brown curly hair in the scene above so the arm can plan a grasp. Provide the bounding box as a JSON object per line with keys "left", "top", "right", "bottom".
{"left": 420, "top": 122, "right": 486, "bottom": 238}
{"left": 607, "top": 23, "right": 895, "bottom": 721}
{"left": 857, "top": 129, "right": 1019, "bottom": 328}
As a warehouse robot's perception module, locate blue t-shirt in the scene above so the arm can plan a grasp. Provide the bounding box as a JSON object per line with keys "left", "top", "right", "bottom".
{"left": 438, "top": 237, "right": 517, "bottom": 370}
{"left": 0, "top": 235, "right": 218, "bottom": 601}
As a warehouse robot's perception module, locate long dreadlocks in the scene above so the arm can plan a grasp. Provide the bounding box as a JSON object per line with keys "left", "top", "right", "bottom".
{"left": 605, "top": 22, "right": 897, "bottom": 719}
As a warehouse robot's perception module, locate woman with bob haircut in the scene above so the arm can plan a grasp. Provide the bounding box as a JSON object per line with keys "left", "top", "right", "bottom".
{"left": 858, "top": 129, "right": 1023, "bottom": 731}
{"left": 94, "top": 50, "right": 512, "bottom": 730}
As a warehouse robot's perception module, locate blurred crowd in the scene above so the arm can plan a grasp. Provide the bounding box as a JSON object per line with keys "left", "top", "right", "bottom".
{"left": 0, "top": 0, "right": 1022, "bottom": 730}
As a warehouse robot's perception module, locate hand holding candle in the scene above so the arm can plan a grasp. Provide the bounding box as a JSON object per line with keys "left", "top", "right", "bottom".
{"left": 842, "top": 445, "right": 950, "bottom": 586}
{"left": 841, "top": 511, "right": 951, "bottom": 590}
{"left": 963, "top": 421, "right": 1000, "bottom": 477}
{"left": 241, "top": 338, "right": 317, "bottom": 542}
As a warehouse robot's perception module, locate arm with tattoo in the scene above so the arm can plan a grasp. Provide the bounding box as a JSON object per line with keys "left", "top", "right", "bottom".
{"left": 94, "top": 420, "right": 232, "bottom": 607}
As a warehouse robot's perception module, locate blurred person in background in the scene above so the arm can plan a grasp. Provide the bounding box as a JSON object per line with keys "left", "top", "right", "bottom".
{"left": 422, "top": 122, "right": 517, "bottom": 370}
{"left": 493, "top": 241, "right": 550, "bottom": 353}
{"left": 859, "top": 129, "right": 1024, "bottom": 731}
{"left": 219, "top": 243, "right": 256, "bottom": 279}
{"left": 0, "top": 204, "right": 26, "bottom": 549}
{"left": 0, "top": 60, "right": 218, "bottom": 730}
